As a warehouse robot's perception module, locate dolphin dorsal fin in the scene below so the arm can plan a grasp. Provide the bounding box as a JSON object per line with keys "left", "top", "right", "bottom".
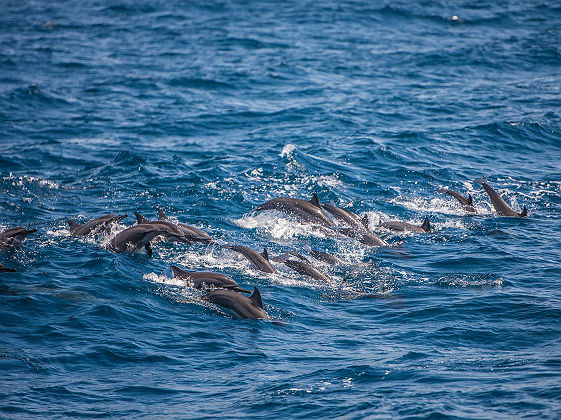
{"left": 421, "top": 216, "right": 431, "bottom": 232}
{"left": 158, "top": 208, "right": 168, "bottom": 221}
{"left": 261, "top": 247, "right": 269, "bottom": 261}
{"left": 170, "top": 265, "right": 187, "bottom": 278}
{"left": 467, "top": 194, "right": 473, "bottom": 205}
{"left": 135, "top": 212, "right": 150, "bottom": 224}
{"left": 66, "top": 219, "right": 82, "bottom": 232}
{"left": 309, "top": 193, "right": 321, "bottom": 207}
{"left": 518, "top": 205, "right": 528, "bottom": 218}
{"left": 250, "top": 287, "right": 263, "bottom": 309}
{"left": 361, "top": 215, "right": 369, "bottom": 229}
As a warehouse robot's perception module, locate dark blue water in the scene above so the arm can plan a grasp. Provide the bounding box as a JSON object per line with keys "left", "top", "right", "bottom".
{"left": 2, "top": 0, "right": 561, "bottom": 417}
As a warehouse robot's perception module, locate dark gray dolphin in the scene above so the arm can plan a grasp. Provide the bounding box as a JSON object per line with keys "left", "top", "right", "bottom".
{"left": 171, "top": 265, "right": 251, "bottom": 293}
{"left": 335, "top": 226, "right": 389, "bottom": 246}
{"left": 109, "top": 224, "right": 180, "bottom": 256}
{"left": 474, "top": 177, "right": 527, "bottom": 217}
{"left": 320, "top": 201, "right": 368, "bottom": 232}
{"left": 318, "top": 198, "right": 388, "bottom": 246}
{"left": 287, "top": 250, "right": 311, "bottom": 263}
{"left": 0, "top": 262, "right": 17, "bottom": 272}
{"left": 0, "top": 227, "right": 37, "bottom": 247}
{"left": 253, "top": 193, "right": 334, "bottom": 228}
{"left": 380, "top": 216, "right": 431, "bottom": 233}
{"left": 309, "top": 249, "right": 344, "bottom": 265}
{"left": 135, "top": 212, "right": 189, "bottom": 243}
{"left": 278, "top": 252, "right": 331, "bottom": 282}
{"left": 438, "top": 189, "right": 476, "bottom": 213}
{"left": 203, "top": 287, "right": 268, "bottom": 319}
{"left": 283, "top": 260, "right": 331, "bottom": 282}
{"left": 67, "top": 214, "right": 128, "bottom": 236}
{"left": 222, "top": 245, "right": 275, "bottom": 273}
{"left": 158, "top": 209, "right": 212, "bottom": 242}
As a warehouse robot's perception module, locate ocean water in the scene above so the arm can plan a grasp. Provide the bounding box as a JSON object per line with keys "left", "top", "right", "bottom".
{"left": 2, "top": 0, "right": 561, "bottom": 417}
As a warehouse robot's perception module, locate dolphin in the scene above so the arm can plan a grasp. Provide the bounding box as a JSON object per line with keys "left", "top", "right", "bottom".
{"left": 438, "top": 189, "right": 476, "bottom": 213}
{"left": 158, "top": 209, "right": 212, "bottom": 242}
{"left": 277, "top": 252, "right": 331, "bottom": 282}
{"left": 222, "top": 245, "right": 275, "bottom": 273}
{"left": 109, "top": 224, "right": 180, "bottom": 256}
{"left": 474, "top": 177, "right": 527, "bottom": 217}
{"left": 171, "top": 266, "right": 251, "bottom": 293}
{"left": 283, "top": 259, "right": 331, "bottom": 282}
{"left": 0, "top": 262, "right": 17, "bottom": 273}
{"left": 309, "top": 249, "right": 344, "bottom": 265}
{"left": 67, "top": 214, "right": 128, "bottom": 236}
{"left": 134, "top": 212, "right": 190, "bottom": 242}
{"left": 320, "top": 201, "right": 368, "bottom": 232}
{"left": 335, "top": 226, "right": 389, "bottom": 246}
{"left": 380, "top": 216, "right": 431, "bottom": 233}
{"left": 203, "top": 287, "right": 268, "bottom": 319}
{"left": 318, "top": 197, "right": 388, "bottom": 246}
{"left": 0, "top": 227, "right": 37, "bottom": 247}
{"left": 287, "top": 250, "right": 311, "bottom": 263}
{"left": 253, "top": 193, "right": 334, "bottom": 228}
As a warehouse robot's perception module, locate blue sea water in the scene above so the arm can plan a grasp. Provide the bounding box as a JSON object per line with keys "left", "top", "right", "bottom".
{"left": 1, "top": 0, "right": 561, "bottom": 417}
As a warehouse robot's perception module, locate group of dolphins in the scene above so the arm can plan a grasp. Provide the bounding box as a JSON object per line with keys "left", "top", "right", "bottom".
{"left": 1, "top": 176, "right": 527, "bottom": 319}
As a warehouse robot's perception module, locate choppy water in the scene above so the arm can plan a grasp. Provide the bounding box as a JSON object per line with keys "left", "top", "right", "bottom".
{"left": 2, "top": 0, "right": 561, "bottom": 418}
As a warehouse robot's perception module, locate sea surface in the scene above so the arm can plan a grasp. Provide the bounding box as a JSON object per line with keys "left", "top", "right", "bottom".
{"left": 2, "top": 0, "right": 561, "bottom": 418}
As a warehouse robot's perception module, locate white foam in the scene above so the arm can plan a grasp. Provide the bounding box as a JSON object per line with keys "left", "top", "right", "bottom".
{"left": 437, "top": 274, "right": 503, "bottom": 288}
{"left": 390, "top": 192, "right": 497, "bottom": 216}
{"left": 362, "top": 211, "right": 385, "bottom": 228}
{"left": 314, "top": 174, "right": 343, "bottom": 189}
{"left": 390, "top": 196, "right": 464, "bottom": 216}
{"left": 280, "top": 143, "right": 296, "bottom": 158}
{"left": 46, "top": 226, "right": 71, "bottom": 237}
{"left": 146, "top": 272, "right": 213, "bottom": 308}
{"left": 162, "top": 245, "right": 249, "bottom": 273}
{"left": 2, "top": 173, "right": 60, "bottom": 189}
{"left": 439, "top": 219, "right": 470, "bottom": 230}
{"left": 67, "top": 137, "right": 119, "bottom": 147}
{"left": 46, "top": 222, "right": 129, "bottom": 249}
{"left": 234, "top": 211, "right": 329, "bottom": 241}
{"left": 144, "top": 271, "right": 186, "bottom": 287}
